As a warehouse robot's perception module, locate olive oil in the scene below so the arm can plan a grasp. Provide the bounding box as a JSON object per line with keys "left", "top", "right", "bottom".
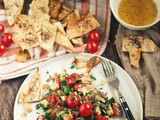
{"left": 118, "top": 0, "right": 157, "bottom": 26}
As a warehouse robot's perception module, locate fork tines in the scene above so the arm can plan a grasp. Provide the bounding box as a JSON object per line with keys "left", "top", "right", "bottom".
{"left": 102, "top": 60, "right": 115, "bottom": 77}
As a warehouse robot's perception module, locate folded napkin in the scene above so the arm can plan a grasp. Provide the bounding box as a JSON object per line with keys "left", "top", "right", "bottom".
{"left": 115, "top": 24, "right": 160, "bottom": 120}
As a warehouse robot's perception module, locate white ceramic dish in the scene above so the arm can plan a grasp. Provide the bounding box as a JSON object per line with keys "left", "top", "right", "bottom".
{"left": 14, "top": 53, "right": 143, "bottom": 120}
{"left": 110, "top": 0, "right": 160, "bottom": 30}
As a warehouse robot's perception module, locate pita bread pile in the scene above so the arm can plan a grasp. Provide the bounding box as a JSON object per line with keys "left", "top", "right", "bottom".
{"left": 122, "top": 35, "right": 157, "bottom": 68}
{"left": 4, "top": 0, "right": 100, "bottom": 62}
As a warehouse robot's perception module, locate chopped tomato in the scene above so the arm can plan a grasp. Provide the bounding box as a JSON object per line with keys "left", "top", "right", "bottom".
{"left": 55, "top": 96, "right": 64, "bottom": 106}
{"left": 66, "top": 76, "right": 76, "bottom": 86}
{"left": 78, "top": 102, "right": 92, "bottom": 117}
{"left": 70, "top": 73, "right": 80, "bottom": 80}
{"left": 46, "top": 94, "right": 57, "bottom": 105}
{"left": 73, "top": 83, "right": 81, "bottom": 91}
{"left": 51, "top": 107, "right": 59, "bottom": 117}
{"left": 66, "top": 94, "right": 80, "bottom": 108}
{"left": 112, "top": 102, "right": 122, "bottom": 116}
{"left": 95, "top": 115, "right": 109, "bottom": 120}
{"left": 81, "top": 95, "right": 90, "bottom": 102}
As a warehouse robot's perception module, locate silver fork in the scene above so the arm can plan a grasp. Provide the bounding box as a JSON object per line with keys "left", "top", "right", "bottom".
{"left": 102, "top": 60, "right": 135, "bottom": 120}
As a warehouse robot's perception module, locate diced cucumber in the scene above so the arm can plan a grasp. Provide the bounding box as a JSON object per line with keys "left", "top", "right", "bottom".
{"left": 106, "top": 103, "right": 114, "bottom": 116}
{"left": 40, "top": 99, "right": 49, "bottom": 108}
{"left": 93, "top": 105, "right": 101, "bottom": 115}
{"left": 60, "top": 73, "right": 67, "bottom": 81}
{"left": 50, "top": 83, "right": 59, "bottom": 91}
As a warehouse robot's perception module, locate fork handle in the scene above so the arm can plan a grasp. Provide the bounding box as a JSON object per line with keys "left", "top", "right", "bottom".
{"left": 119, "top": 97, "right": 135, "bottom": 120}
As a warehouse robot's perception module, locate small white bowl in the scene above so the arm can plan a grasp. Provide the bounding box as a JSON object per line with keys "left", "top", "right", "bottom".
{"left": 110, "top": 0, "right": 160, "bottom": 30}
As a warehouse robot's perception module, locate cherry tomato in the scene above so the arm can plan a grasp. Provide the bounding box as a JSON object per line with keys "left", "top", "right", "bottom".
{"left": 112, "top": 102, "right": 122, "bottom": 116}
{"left": 66, "top": 76, "right": 76, "bottom": 86}
{"left": 95, "top": 115, "right": 109, "bottom": 120}
{"left": 51, "top": 107, "right": 58, "bottom": 117}
{"left": 0, "top": 24, "right": 4, "bottom": 33}
{"left": 0, "top": 43, "right": 6, "bottom": 56}
{"left": 66, "top": 94, "right": 80, "bottom": 108}
{"left": 55, "top": 96, "right": 64, "bottom": 106}
{"left": 73, "top": 83, "right": 81, "bottom": 91}
{"left": 86, "top": 41, "right": 98, "bottom": 53}
{"left": 88, "top": 31, "right": 101, "bottom": 43}
{"left": 46, "top": 94, "right": 57, "bottom": 105}
{"left": 78, "top": 102, "right": 92, "bottom": 117}
{"left": 81, "top": 96, "right": 90, "bottom": 102}
{"left": 70, "top": 73, "right": 80, "bottom": 80}
{"left": 1, "top": 33, "right": 13, "bottom": 46}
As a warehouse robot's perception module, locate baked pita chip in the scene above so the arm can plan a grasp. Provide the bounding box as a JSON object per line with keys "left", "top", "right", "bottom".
{"left": 55, "top": 32, "right": 75, "bottom": 52}
{"left": 19, "top": 71, "right": 43, "bottom": 103}
{"left": 128, "top": 46, "right": 141, "bottom": 68}
{"left": 122, "top": 35, "right": 157, "bottom": 52}
{"left": 12, "top": 28, "right": 41, "bottom": 50}
{"left": 53, "top": 22, "right": 65, "bottom": 35}
{"left": 4, "top": 0, "right": 24, "bottom": 25}
{"left": 58, "top": 4, "right": 72, "bottom": 21}
{"left": 71, "top": 37, "right": 83, "bottom": 46}
{"left": 12, "top": 14, "right": 35, "bottom": 33}
{"left": 29, "top": 0, "right": 49, "bottom": 15}
{"left": 49, "top": 0, "right": 63, "bottom": 19}
{"left": 40, "top": 21, "right": 57, "bottom": 51}
{"left": 67, "top": 15, "right": 100, "bottom": 39}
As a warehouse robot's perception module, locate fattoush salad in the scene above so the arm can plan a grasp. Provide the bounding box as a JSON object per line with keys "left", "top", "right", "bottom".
{"left": 18, "top": 56, "right": 122, "bottom": 120}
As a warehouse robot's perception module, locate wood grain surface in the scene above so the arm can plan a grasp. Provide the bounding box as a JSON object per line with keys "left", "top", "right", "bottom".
{"left": 0, "top": 1, "right": 120, "bottom": 120}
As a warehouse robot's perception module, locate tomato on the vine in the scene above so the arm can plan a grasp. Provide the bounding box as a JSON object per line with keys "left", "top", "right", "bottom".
{"left": 0, "top": 24, "right": 4, "bottom": 33}
{"left": 0, "top": 43, "right": 6, "bottom": 56}
{"left": 78, "top": 102, "right": 92, "bottom": 117}
{"left": 88, "top": 31, "right": 101, "bottom": 43}
{"left": 66, "top": 94, "right": 80, "bottom": 108}
{"left": 86, "top": 41, "right": 98, "bottom": 53}
{"left": 1, "top": 33, "right": 13, "bottom": 46}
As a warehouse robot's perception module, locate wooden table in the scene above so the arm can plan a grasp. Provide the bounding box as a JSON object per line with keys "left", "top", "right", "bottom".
{"left": 0, "top": 2, "right": 120, "bottom": 120}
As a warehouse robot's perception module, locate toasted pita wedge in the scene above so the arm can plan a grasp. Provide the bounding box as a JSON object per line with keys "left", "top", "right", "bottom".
{"left": 12, "top": 14, "right": 35, "bottom": 33}
{"left": 55, "top": 32, "right": 75, "bottom": 52}
{"left": 58, "top": 4, "right": 72, "bottom": 21}
{"left": 50, "top": 18, "right": 58, "bottom": 24}
{"left": 19, "top": 71, "right": 43, "bottom": 103}
{"left": 4, "top": 0, "right": 24, "bottom": 25}
{"left": 12, "top": 28, "right": 41, "bottom": 50}
{"left": 128, "top": 46, "right": 141, "bottom": 68}
{"left": 71, "top": 37, "right": 83, "bottom": 46}
{"left": 53, "top": 22, "right": 65, "bottom": 35}
{"left": 67, "top": 15, "right": 100, "bottom": 39}
{"left": 40, "top": 21, "right": 57, "bottom": 51}
{"left": 62, "top": 9, "right": 81, "bottom": 23}
{"left": 29, "top": 0, "right": 49, "bottom": 15}
{"left": 16, "top": 48, "right": 31, "bottom": 62}
{"left": 122, "top": 35, "right": 157, "bottom": 52}
{"left": 139, "top": 38, "right": 158, "bottom": 52}
{"left": 49, "top": 0, "right": 63, "bottom": 19}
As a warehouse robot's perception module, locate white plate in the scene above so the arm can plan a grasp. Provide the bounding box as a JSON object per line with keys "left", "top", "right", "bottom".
{"left": 14, "top": 53, "right": 143, "bottom": 120}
